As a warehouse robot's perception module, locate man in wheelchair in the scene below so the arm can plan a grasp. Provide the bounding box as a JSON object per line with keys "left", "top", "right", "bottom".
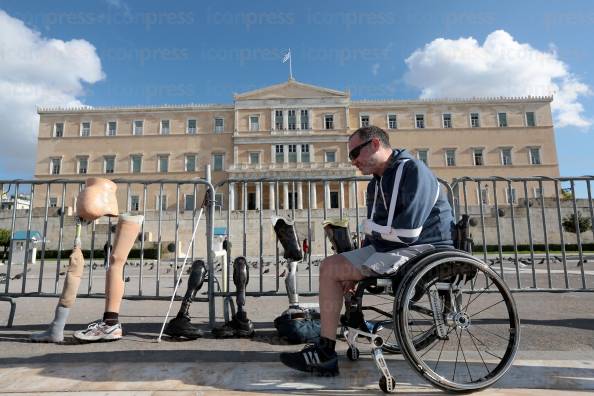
{"left": 280, "top": 125, "right": 455, "bottom": 376}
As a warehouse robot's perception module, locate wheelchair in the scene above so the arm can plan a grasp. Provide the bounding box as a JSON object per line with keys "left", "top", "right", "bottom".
{"left": 339, "top": 216, "right": 520, "bottom": 393}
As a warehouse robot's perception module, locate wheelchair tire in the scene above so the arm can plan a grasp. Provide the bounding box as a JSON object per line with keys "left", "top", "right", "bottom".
{"left": 395, "top": 250, "right": 520, "bottom": 392}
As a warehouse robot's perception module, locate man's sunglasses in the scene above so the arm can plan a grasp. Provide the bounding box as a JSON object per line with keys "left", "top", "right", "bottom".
{"left": 348, "top": 139, "right": 373, "bottom": 161}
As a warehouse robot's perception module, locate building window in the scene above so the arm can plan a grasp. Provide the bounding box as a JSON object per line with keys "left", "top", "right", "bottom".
{"left": 49, "top": 197, "right": 58, "bottom": 208}
{"left": 501, "top": 148, "right": 512, "bottom": 165}
{"left": 187, "top": 119, "right": 197, "bottom": 134}
{"left": 415, "top": 114, "right": 425, "bottom": 129}
{"left": 417, "top": 149, "right": 428, "bottom": 165}
{"left": 131, "top": 155, "right": 142, "bottom": 173}
{"left": 301, "top": 110, "right": 309, "bottom": 129}
{"left": 288, "top": 144, "right": 297, "bottom": 162}
{"left": 442, "top": 113, "right": 452, "bottom": 128}
{"left": 80, "top": 122, "right": 91, "bottom": 136}
{"left": 529, "top": 147, "right": 541, "bottom": 165}
{"left": 184, "top": 194, "right": 195, "bottom": 211}
{"left": 506, "top": 188, "right": 517, "bottom": 204}
{"left": 104, "top": 156, "right": 115, "bottom": 174}
{"left": 526, "top": 112, "right": 536, "bottom": 127}
{"left": 215, "top": 193, "right": 224, "bottom": 210}
{"left": 157, "top": 194, "right": 167, "bottom": 211}
{"left": 107, "top": 121, "right": 117, "bottom": 136}
{"left": 497, "top": 112, "right": 508, "bottom": 127}
{"left": 130, "top": 195, "right": 140, "bottom": 211}
{"left": 214, "top": 117, "right": 224, "bottom": 133}
{"left": 50, "top": 158, "right": 61, "bottom": 175}
{"left": 249, "top": 152, "right": 260, "bottom": 165}
{"left": 133, "top": 120, "right": 143, "bottom": 135}
{"left": 325, "top": 151, "right": 336, "bottom": 163}
{"left": 388, "top": 114, "right": 397, "bottom": 129}
{"left": 54, "top": 123, "right": 64, "bottom": 138}
{"left": 360, "top": 115, "right": 370, "bottom": 127}
{"left": 288, "top": 110, "right": 296, "bottom": 130}
{"left": 157, "top": 155, "right": 169, "bottom": 173}
{"left": 324, "top": 114, "right": 334, "bottom": 130}
{"left": 185, "top": 154, "right": 197, "bottom": 172}
{"left": 249, "top": 115, "right": 260, "bottom": 131}
{"left": 445, "top": 149, "right": 456, "bottom": 167}
{"left": 77, "top": 157, "right": 88, "bottom": 174}
{"left": 275, "top": 145, "right": 284, "bottom": 163}
{"left": 275, "top": 110, "right": 283, "bottom": 130}
{"left": 160, "top": 120, "right": 170, "bottom": 135}
{"left": 301, "top": 144, "right": 310, "bottom": 163}
{"left": 470, "top": 112, "right": 480, "bottom": 128}
{"left": 330, "top": 191, "right": 339, "bottom": 209}
{"left": 534, "top": 188, "right": 543, "bottom": 199}
{"left": 212, "top": 153, "right": 224, "bottom": 171}
{"left": 473, "top": 148, "right": 484, "bottom": 166}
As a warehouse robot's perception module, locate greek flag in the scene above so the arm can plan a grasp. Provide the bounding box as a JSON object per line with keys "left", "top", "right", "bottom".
{"left": 282, "top": 50, "right": 291, "bottom": 63}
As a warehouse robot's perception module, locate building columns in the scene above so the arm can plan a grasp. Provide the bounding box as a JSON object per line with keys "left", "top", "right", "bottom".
{"left": 297, "top": 182, "right": 303, "bottom": 209}
{"left": 324, "top": 183, "right": 331, "bottom": 208}
{"left": 310, "top": 182, "right": 317, "bottom": 209}
{"left": 255, "top": 182, "right": 261, "bottom": 210}
{"left": 229, "top": 183, "right": 236, "bottom": 211}
{"left": 283, "top": 182, "right": 289, "bottom": 209}
{"left": 268, "top": 182, "right": 275, "bottom": 209}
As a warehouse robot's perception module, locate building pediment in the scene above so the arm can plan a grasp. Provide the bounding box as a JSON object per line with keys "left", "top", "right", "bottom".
{"left": 235, "top": 79, "right": 349, "bottom": 101}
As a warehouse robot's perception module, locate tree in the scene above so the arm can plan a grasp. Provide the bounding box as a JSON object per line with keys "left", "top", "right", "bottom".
{"left": 562, "top": 212, "right": 592, "bottom": 234}
{"left": 0, "top": 228, "right": 10, "bottom": 263}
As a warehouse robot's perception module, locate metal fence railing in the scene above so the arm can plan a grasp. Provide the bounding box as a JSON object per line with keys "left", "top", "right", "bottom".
{"left": 1, "top": 174, "right": 592, "bottom": 327}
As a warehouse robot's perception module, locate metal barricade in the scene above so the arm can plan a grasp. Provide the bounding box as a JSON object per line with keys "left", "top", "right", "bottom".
{"left": 452, "top": 176, "right": 594, "bottom": 292}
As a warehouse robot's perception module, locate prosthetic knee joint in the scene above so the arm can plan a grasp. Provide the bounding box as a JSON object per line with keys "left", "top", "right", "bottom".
{"left": 164, "top": 260, "right": 206, "bottom": 339}
{"left": 212, "top": 256, "right": 254, "bottom": 337}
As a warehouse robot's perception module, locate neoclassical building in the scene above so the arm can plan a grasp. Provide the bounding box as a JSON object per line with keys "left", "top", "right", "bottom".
{"left": 34, "top": 79, "right": 559, "bottom": 212}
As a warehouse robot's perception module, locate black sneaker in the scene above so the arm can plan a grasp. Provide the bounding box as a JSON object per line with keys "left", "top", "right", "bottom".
{"left": 164, "top": 315, "right": 203, "bottom": 340}
{"left": 212, "top": 315, "right": 254, "bottom": 338}
{"left": 280, "top": 343, "right": 339, "bottom": 376}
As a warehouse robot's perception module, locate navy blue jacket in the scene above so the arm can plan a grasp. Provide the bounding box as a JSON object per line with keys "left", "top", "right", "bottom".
{"left": 365, "top": 149, "right": 454, "bottom": 252}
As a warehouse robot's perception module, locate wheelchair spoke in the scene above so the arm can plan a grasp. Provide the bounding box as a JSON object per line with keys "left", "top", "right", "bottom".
{"left": 433, "top": 337, "right": 447, "bottom": 371}
{"left": 462, "top": 279, "right": 495, "bottom": 313}
{"left": 469, "top": 299, "right": 505, "bottom": 318}
{"left": 466, "top": 328, "right": 490, "bottom": 373}
{"left": 466, "top": 328, "right": 504, "bottom": 360}
{"left": 454, "top": 327, "right": 474, "bottom": 382}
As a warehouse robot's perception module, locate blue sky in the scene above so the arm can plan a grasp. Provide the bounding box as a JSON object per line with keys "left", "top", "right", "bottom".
{"left": 0, "top": 0, "right": 593, "bottom": 181}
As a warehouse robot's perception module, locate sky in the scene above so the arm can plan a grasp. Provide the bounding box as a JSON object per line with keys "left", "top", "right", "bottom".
{"left": 0, "top": 0, "right": 593, "bottom": 183}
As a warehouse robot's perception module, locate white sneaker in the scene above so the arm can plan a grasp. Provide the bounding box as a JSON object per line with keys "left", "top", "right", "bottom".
{"left": 73, "top": 321, "right": 123, "bottom": 342}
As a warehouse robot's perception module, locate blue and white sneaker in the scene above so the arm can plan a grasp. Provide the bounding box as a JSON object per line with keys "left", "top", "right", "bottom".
{"left": 280, "top": 343, "right": 339, "bottom": 376}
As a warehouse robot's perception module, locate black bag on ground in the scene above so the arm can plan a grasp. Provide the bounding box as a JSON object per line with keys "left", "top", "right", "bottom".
{"left": 274, "top": 308, "right": 321, "bottom": 344}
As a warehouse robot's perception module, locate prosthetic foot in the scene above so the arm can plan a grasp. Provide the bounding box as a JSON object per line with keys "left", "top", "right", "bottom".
{"left": 212, "top": 257, "right": 254, "bottom": 338}
{"left": 164, "top": 260, "right": 206, "bottom": 339}
{"left": 322, "top": 219, "right": 354, "bottom": 254}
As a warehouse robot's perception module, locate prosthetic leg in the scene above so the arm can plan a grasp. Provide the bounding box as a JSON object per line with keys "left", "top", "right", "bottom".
{"left": 163, "top": 259, "right": 207, "bottom": 339}
{"left": 74, "top": 213, "right": 143, "bottom": 342}
{"left": 212, "top": 256, "right": 254, "bottom": 337}
{"left": 322, "top": 219, "right": 354, "bottom": 254}
{"left": 31, "top": 220, "right": 85, "bottom": 343}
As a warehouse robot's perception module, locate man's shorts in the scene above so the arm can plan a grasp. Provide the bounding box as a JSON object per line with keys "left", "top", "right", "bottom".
{"left": 341, "top": 244, "right": 434, "bottom": 277}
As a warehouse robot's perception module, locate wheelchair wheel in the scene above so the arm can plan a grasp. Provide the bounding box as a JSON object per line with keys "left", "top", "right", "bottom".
{"left": 395, "top": 251, "right": 520, "bottom": 392}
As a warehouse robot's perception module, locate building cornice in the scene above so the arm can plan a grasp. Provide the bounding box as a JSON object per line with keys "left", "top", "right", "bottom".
{"left": 352, "top": 96, "right": 553, "bottom": 107}
{"left": 37, "top": 103, "right": 234, "bottom": 115}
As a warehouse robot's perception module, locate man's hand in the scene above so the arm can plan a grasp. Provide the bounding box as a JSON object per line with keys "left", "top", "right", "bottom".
{"left": 341, "top": 280, "right": 357, "bottom": 295}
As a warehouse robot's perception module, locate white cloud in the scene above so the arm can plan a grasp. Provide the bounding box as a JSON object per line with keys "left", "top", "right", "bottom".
{"left": 0, "top": 10, "right": 104, "bottom": 177}
{"left": 404, "top": 30, "right": 592, "bottom": 129}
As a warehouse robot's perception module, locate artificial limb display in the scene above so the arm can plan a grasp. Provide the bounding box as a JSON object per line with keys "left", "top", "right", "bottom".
{"left": 212, "top": 256, "right": 255, "bottom": 337}
{"left": 75, "top": 177, "right": 119, "bottom": 221}
{"left": 163, "top": 259, "right": 207, "bottom": 339}
{"left": 30, "top": 221, "right": 85, "bottom": 343}
{"left": 322, "top": 219, "right": 354, "bottom": 254}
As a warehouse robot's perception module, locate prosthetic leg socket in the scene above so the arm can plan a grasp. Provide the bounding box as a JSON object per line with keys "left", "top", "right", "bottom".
{"left": 323, "top": 218, "right": 354, "bottom": 254}
{"left": 272, "top": 216, "right": 303, "bottom": 261}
